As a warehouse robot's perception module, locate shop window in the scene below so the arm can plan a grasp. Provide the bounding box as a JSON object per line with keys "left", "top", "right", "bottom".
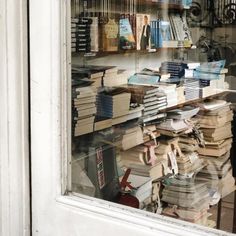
{"left": 69, "top": 0, "right": 236, "bottom": 233}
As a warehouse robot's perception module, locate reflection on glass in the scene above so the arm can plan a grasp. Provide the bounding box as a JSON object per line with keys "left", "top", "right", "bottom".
{"left": 70, "top": 0, "right": 236, "bottom": 233}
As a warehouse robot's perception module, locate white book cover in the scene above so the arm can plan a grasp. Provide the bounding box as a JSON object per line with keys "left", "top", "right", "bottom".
{"left": 136, "top": 14, "right": 151, "bottom": 50}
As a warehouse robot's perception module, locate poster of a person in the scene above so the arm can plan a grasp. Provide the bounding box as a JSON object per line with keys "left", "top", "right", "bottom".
{"left": 140, "top": 15, "right": 150, "bottom": 50}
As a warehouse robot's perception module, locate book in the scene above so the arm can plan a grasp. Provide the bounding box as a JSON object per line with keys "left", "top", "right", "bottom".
{"left": 94, "top": 117, "right": 112, "bottom": 131}
{"left": 167, "top": 106, "right": 200, "bottom": 120}
{"left": 119, "top": 18, "right": 136, "bottom": 50}
{"left": 195, "top": 60, "right": 226, "bottom": 74}
{"left": 128, "top": 73, "right": 160, "bottom": 86}
{"left": 198, "top": 138, "right": 232, "bottom": 157}
{"left": 150, "top": 20, "right": 160, "bottom": 48}
{"left": 136, "top": 14, "right": 151, "bottom": 50}
{"left": 87, "top": 17, "right": 99, "bottom": 52}
{"left": 127, "top": 174, "right": 152, "bottom": 203}
{"left": 159, "top": 21, "right": 172, "bottom": 48}
{"left": 122, "top": 161, "right": 164, "bottom": 180}
{"left": 121, "top": 126, "right": 144, "bottom": 151}
{"left": 102, "top": 18, "right": 119, "bottom": 52}
{"left": 74, "top": 123, "right": 94, "bottom": 136}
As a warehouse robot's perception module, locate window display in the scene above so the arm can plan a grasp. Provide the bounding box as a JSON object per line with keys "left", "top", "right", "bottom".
{"left": 70, "top": 0, "right": 236, "bottom": 232}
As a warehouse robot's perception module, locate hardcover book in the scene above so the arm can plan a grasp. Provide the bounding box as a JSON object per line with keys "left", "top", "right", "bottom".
{"left": 102, "top": 18, "right": 119, "bottom": 52}
{"left": 119, "top": 18, "right": 136, "bottom": 50}
{"left": 136, "top": 14, "right": 151, "bottom": 50}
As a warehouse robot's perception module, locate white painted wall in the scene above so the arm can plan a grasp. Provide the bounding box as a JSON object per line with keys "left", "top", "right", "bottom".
{"left": 30, "top": 0, "right": 233, "bottom": 236}
{"left": 0, "top": 0, "right": 30, "bottom": 235}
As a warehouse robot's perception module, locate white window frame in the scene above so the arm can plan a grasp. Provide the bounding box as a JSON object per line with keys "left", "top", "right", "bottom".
{"left": 0, "top": 0, "right": 30, "bottom": 235}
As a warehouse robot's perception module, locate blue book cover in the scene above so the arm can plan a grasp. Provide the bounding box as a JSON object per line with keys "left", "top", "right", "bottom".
{"left": 158, "top": 21, "right": 172, "bottom": 48}
{"left": 119, "top": 18, "right": 136, "bottom": 50}
{"left": 193, "top": 71, "right": 225, "bottom": 80}
{"left": 195, "top": 60, "right": 226, "bottom": 74}
{"left": 128, "top": 73, "right": 160, "bottom": 86}
{"left": 151, "top": 20, "right": 161, "bottom": 48}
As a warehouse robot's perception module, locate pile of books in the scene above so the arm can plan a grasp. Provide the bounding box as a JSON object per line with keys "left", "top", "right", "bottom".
{"left": 160, "top": 61, "right": 187, "bottom": 79}
{"left": 156, "top": 117, "right": 191, "bottom": 137}
{"left": 120, "top": 125, "right": 144, "bottom": 151}
{"left": 72, "top": 82, "right": 97, "bottom": 137}
{"left": 71, "top": 17, "right": 98, "bottom": 53}
{"left": 161, "top": 178, "right": 211, "bottom": 226}
{"left": 185, "top": 60, "right": 229, "bottom": 98}
{"left": 72, "top": 65, "right": 104, "bottom": 89}
{"left": 119, "top": 141, "right": 164, "bottom": 180}
{"left": 96, "top": 88, "right": 131, "bottom": 121}
{"left": 184, "top": 79, "right": 200, "bottom": 101}
{"left": 155, "top": 83, "right": 178, "bottom": 108}
{"left": 196, "top": 100, "right": 235, "bottom": 199}
{"left": 122, "top": 85, "right": 167, "bottom": 118}
{"left": 155, "top": 136, "right": 204, "bottom": 176}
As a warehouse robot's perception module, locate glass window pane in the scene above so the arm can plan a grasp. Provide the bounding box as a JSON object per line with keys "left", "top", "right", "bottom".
{"left": 70, "top": 0, "right": 236, "bottom": 233}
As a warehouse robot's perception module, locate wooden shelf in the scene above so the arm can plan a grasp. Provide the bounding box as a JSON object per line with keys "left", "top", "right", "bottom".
{"left": 160, "top": 91, "right": 228, "bottom": 113}
{"left": 73, "top": 91, "right": 228, "bottom": 140}
{"left": 72, "top": 47, "right": 193, "bottom": 59}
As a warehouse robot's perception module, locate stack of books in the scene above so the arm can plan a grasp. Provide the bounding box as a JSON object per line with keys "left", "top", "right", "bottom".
{"left": 196, "top": 61, "right": 228, "bottom": 97}
{"left": 71, "top": 18, "right": 78, "bottom": 53}
{"left": 196, "top": 100, "right": 235, "bottom": 199}
{"left": 161, "top": 178, "right": 210, "bottom": 226}
{"left": 178, "top": 135, "right": 200, "bottom": 153}
{"left": 156, "top": 107, "right": 205, "bottom": 175}
{"left": 71, "top": 17, "right": 93, "bottom": 53}
{"left": 120, "top": 125, "right": 144, "bottom": 151}
{"left": 122, "top": 85, "right": 167, "bottom": 117}
{"left": 154, "top": 138, "right": 181, "bottom": 175}
{"left": 184, "top": 79, "right": 200, "bottom": 101}
{"left": 72, "top": 82, "right": 97, "bottom": 137}
{"left": 120, "top": 141, "right": 164, "bottom": 180}
{"left": 156, "top": 119, "right": 190, "bottom": 137}
{"left": 72, "top": 65, "right": 105, "bottom": 89}
{"left": 156, "top": 83, "right": 178, "bottom": 108}
{"left": 166, "top": 106, "right": 199, "bottom": 120}
{"left": 160, "top": 61, "right": 188, "bottom": 79}
{"left": 142, "top": 124, "right": 161, "bottom": 142}
{"left": 96, "top": 88, "right": 131, "bottom": 120}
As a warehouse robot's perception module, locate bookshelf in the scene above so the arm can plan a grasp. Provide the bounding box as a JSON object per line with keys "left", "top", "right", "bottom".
{"left": 71, "top": 0, "right": 235, "bottom": 231}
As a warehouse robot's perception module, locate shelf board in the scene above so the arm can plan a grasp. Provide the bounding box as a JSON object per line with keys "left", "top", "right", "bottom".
{"left": 73, "top": 91, "right": 228, "bottom": 140}
{"left": 72, "top": 47, "right": 193, "bottom": 58}
{"left": 160, "top": 91, "right": 228, "bottom": 112}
